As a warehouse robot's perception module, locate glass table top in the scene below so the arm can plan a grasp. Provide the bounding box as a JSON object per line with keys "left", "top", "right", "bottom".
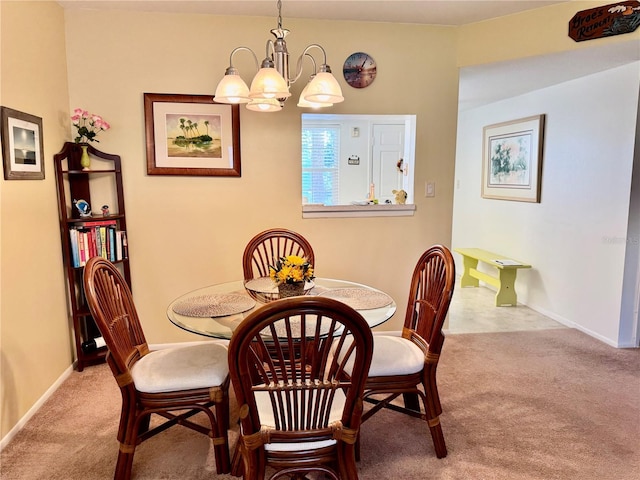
{"left": 167, "top": 277, "right": 397, "bottom": 340}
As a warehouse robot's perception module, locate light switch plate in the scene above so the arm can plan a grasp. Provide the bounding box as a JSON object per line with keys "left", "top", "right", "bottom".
{"left": 425, "top": 181, "right": 435, "bottom": 197}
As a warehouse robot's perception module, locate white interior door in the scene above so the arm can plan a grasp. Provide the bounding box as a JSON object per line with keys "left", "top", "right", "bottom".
{"left": 372, "top": 124, "right": 405, "bottom": 203}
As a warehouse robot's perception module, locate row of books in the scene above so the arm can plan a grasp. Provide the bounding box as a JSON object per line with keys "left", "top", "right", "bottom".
{"left": 69, "top": 220, "right": 128, "bottom": 268}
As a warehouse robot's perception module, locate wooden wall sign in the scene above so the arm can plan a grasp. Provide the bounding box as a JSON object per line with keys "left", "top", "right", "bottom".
{"left": 569, "top": 1, "right": 640, "bottom": 41}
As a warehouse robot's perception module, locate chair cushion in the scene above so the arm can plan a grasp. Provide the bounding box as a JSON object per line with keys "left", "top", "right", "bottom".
{"left": 254, "top": 389, "right": 346, "bottom": 451}
{"left": 367, "top": 334, "right": 425, "bottom": 377}
{"left": 131, "top": 342, "right": 229, "bottom": 393}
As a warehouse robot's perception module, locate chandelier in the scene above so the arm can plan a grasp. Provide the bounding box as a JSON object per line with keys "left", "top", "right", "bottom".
{"left": 213, "top": 0, "right": 344, "bottom": 112}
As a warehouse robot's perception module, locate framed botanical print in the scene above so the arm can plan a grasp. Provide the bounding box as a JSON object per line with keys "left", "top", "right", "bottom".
{"left": 1, "top": 106, "right": 45, "bottom": 180}
{"left": 482, "top": 115, "right": 545, "bottom": 203}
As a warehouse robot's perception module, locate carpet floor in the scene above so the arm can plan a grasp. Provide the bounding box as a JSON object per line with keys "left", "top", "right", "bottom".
{"left": 1, "top": 328, "right": 638, "bottom": 479}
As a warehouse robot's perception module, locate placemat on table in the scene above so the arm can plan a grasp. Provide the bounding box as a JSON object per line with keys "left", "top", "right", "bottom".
{"left": 172, "top": 294, "right": 255, "bottom": 318}
{"left": 318, "top": 288, "right": 393, "bottom": 310}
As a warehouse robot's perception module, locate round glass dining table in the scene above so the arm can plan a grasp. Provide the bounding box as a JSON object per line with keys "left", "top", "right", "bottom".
{"left": 166, "top": 277, "right": 397, "bottom": 340}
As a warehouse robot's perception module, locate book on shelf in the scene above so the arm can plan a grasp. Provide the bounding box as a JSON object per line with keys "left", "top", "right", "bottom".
{"left": 76, "top": 219, "right": 117, "bottom": 227}
{"left": 69, "top": 225, "right": 127, "bottom": 267}
{"left": 69, "top": 229, "right": 80, "bottom": 268}
{"left": 115, "top": 230, "right": 123, "bottom": 261}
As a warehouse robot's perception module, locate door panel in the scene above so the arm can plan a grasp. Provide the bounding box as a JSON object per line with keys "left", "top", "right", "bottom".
{"left": 372, "top": 124, "right": 404, "bottom": 203}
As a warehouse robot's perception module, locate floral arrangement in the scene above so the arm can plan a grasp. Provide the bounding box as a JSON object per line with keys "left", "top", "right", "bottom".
{"left": 71, "top": 108, "right": 111, "bottom": 143}
{"left": 269, "top": 255, "right": 315, "bottom": 285}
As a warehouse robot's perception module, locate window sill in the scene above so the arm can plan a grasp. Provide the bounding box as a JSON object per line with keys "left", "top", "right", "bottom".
{"left": 302, "top": 204, "right": 416, "bottom": 218}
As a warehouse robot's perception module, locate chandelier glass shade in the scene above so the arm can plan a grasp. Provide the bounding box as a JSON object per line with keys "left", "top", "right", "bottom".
{"left": 213, "top": 0, "right": 344, "bottom": 112}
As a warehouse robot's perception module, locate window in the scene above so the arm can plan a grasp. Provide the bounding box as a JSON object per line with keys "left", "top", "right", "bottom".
{"left": 301, "top": 125, "right": 340, "bottom": 205}
{"left": 301, "top": 114, "right": 416, "bottom": 212}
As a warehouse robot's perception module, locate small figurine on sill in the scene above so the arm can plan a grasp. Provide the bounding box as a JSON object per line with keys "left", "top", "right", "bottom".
{"left": 101, "top": 205, "right": 110, "bottom": 217}
{"left": 392, "top": 189, "right": 407, "bottom": 205}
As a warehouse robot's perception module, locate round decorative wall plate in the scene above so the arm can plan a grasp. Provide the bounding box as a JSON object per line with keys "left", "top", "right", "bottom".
{"left": 343, "top": 52, "right": 377, "bottom": 89}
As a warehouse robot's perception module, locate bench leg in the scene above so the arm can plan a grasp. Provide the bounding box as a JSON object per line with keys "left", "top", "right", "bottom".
{"left": 495, "top": 269, "right": 518, "bottom": 306}
{"left": 460, "top": 256, "right": 479, "bottom": 287}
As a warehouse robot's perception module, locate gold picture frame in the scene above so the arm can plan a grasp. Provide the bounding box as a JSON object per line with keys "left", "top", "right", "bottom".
{"left": 144, "top": 93, "right": 241, "bottom": 176}
{"left": 482, "top": 114, "right": 545, "bottom": 203}
{"left": 1, "top": 106, "right": 45, "bottom": 180}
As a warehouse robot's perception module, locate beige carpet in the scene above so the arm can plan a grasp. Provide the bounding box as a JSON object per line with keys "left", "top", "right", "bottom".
{"left": 1, "top": 328, "right": 639, "bottom": 479}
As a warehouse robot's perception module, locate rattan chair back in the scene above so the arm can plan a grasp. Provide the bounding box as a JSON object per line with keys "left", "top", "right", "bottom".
{"left": 403, "top": 245, "right": 456, "bottom": 356}
{"left": 83, "top": 257, "right": 231, "bottom": 479}
{"left": 242, "top": 228, "right": 315, "bottom": 282}
{"left": 359, "top": 245, "right": 455, "bottom": 460}
{"left": 228, "top": 296, "right": 373, "bottom": 480}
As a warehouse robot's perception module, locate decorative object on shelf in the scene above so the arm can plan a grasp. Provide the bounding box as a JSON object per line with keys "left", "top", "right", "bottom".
{"left": 213, "top": 0, "right": 344, "bottom": 112}
{"left": 73, "top": 199, "right": 92, "bottom": 217}
{"left": 269, "top": 255, "right": 315, "bottom": 298}
{"left": 144, "top": 93, "right": 241, "bottom": 177}
{"left": 343, "top": 52, "right": 377, "bottom": 88}
{"left": 393, "top": 189, "right": 407, "bottom": 204}
{"left": 101, "top": 204, "right": 109, "bottom": 216}
{"left": 0, "top": 106, "right": 45, "bottom": 180}
{"left": 80, "top": 336, "right": 106, "bottom": 354}
{"left": 80, "top": 145, "right": 91, "bottom": 170}
{"left": 71, "top": 108, "right": 110, "bottom": 143}
{"left": 482, "top": 114, "right": 545, "bottom": 203}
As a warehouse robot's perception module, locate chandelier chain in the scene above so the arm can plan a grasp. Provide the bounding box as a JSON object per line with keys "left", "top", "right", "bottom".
{"left": 276, "top": 0, "right": 283, "bottom": 30}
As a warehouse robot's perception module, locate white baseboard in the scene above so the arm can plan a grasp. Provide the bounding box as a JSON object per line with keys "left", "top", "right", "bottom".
{"left": 1, "top": 364, "right": 73, "bottom": 450}
{"left": 0, "top": 339, "right": 231, "bottom": 451}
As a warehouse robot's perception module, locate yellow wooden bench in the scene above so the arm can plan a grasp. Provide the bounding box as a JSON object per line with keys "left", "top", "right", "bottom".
{"left": 454, "top": 248, "right": 531, "bottom": 307}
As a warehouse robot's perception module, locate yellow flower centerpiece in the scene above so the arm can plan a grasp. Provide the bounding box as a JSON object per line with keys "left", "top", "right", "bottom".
{"left": 269, "top": 255, "right": 315, "bottom": 298}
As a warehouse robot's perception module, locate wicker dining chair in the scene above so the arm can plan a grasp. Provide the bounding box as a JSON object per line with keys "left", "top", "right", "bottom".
{"left": 359, "top": 245, "right": 455, "bottom": 458}
{"left": 228, "top": 296, "right": 373, "bottom": 480}
{"left": 242, "top": 228, "right": 315, "bottom": 282}
{"left": 82, "top": 257, "right": 231, "bottom": 480}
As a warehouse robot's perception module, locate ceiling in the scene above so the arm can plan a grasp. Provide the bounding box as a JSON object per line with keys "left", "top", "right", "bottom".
{"left": 58, "top": 1, "right": 571, "bottom": 26}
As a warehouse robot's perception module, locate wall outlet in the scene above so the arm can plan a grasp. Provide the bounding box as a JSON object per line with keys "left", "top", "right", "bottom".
{"left": 425, "top": 181, "right": 435, "bottom": 197}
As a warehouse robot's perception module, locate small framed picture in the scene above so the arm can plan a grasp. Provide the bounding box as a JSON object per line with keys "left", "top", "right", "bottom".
{"left": 482, "top": 114, "right": 545, "bottom": 203}
{"left": 144, "top": 93, "right": 241, "bottom": 176}
{"left": 1, "top": 106, "right": 45, "bottom": 180}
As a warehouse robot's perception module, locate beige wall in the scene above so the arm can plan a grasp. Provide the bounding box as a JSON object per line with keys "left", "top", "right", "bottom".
{"left": 4, "top": 0, "right": 637, "bottom": 443}
{"left": 458, "top": 1, "right": 640, "bottom": 66}
{"left": 1, "top": 1, "right": 71, "bottom": 439}
{"left": 62, "top": 9, "right": 459, "bottom": 345}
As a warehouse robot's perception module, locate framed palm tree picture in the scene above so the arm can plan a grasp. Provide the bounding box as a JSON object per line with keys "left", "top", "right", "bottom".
{"left": 144, "top": 93, "right": 240, "bottom": 176}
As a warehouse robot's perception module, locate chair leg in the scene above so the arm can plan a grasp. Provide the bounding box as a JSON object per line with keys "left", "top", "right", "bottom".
{"left": 428, "top": 416, "right": 447, "bottom": 458}
{"left": 113, "top": 404, "right": 141, "bottom": 480}
{"left": 230, "top": 441, "right": 243, "bottom": 477}
{"left": 214, "top": 398, "right": 231, "bottom": 474}
{"left": 402, "top": 392, "right": 421, "bottom": 412}
{"left": 338, "top": 443, "right": 359, "bottom": 480}
{"left": 114, "top": 441, "right": 137, "bottom": 480}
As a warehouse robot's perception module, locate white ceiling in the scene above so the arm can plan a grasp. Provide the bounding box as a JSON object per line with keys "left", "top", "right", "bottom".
{"left": 57, "top": 1, "right": 639, "bottom": 109}
{"left": 57, "top": 1, "right": 570, "bottom": 26}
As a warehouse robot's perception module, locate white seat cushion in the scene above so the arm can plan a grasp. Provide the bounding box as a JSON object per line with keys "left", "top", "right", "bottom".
{"left": 131, "top": 342, "right": 229, "bottom": 393}
{"left": 254, "top": 388, "right": 346, "bottom": 452}
{"left": 367, "top": 334, "right": 425, "bottom": 377}
{"left": 334, "top": 333, "right": 425, "bottom": 377}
